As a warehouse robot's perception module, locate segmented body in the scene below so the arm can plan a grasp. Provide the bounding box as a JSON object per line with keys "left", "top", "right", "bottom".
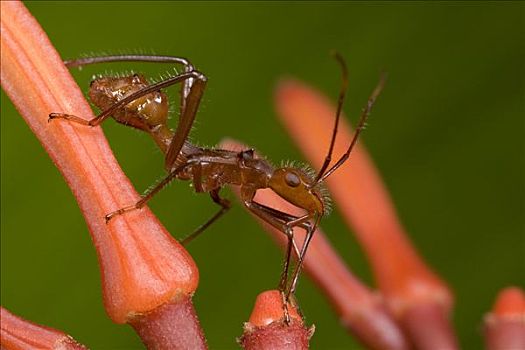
{"left": 50, "top": 53, "right": 383, "bottom": 305}
{"left": 88, "top": 74, "right": 326, "bottom": 214}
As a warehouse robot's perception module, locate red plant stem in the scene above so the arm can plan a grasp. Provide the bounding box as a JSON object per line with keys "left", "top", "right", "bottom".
{"left": 1, "top": 2, "right": 205, "bottom": 348}
{"left": 275, "top": 79, "right": 457, "bottom": 348}
{"left": 246, "top": 290, "right": 303, "bottom": 327}
{"left": 484, "top": 287, "right": 525, "bottom": 350}
{"left": 129, "top": 295, "right": 207, "bottom": 350}
{"left": 221, "top": 141, "right": 409, "bottom": 350}
{"left": 239, "top": 290, "right": 311, "bottom": 350}
{"left": 1, "top": 306, "right": 87, "bottom": 350}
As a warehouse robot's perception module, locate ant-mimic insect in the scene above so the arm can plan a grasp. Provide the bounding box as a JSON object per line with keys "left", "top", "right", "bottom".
{"left": 49, "top": 53, "right": 386, "bottom": 321}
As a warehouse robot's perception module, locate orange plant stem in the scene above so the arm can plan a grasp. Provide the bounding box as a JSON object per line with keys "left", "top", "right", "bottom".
{"left": 240, "top": 290, "right": 311, "bottom": 350}
{"left": 1, "top": 1, "right": 204, "bottom": 348}
{"left": 1, "top": 306, "right": 87, "bottom": 350}
{"left": 484, "top": 287, "right": 525, "bottom": 350}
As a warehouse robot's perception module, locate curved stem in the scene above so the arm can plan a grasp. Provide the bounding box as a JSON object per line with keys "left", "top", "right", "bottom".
{"left": 1, "top": 1, "right": 204, "bottom": 348}
{"left": 1, "top": 306, "right": 87, "bottom": 350}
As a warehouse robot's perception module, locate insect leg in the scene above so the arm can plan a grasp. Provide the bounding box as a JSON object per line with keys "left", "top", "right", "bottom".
{"left": 64, "top": 55, "right": 194, "bottom": 70}
{"left": 287, "top": 216, "right": 320, "bottom": 298}
{"left": 243, "top": 200, "right": 295, "bottom": 324}
{"left": 243, "top": 201, "right": 302, "bottom": 264}
{"left": 181, "top": 189, "right": 231, "bottom": 245}
{"left": 242, "top": 199, "right": 317, "bottom": 299}
{"left": 243, "top": 199, "right": 315, "bottom": 324}
{"left": 279, "top": 214, "right": 314, "bottom": 295}
{"left": 243, "top": 200, "right": 311, "bottom": 294}
{"left": 164, "top": 71, "right": 207, "bottom": 170}
{"left": 104, "top": 162, "right": 188, "bottom": 223}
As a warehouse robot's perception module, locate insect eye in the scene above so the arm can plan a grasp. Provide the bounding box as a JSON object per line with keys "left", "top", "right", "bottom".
{"left": 284, "top": 172, "right": 301, "bottom": 187}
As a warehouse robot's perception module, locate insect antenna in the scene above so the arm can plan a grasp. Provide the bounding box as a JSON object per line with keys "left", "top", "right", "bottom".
{"left": 314, "top": 70, "right": 387, "bottom": 186}
{"left": 314, "top": 51, "right": 349, "bottom": 183}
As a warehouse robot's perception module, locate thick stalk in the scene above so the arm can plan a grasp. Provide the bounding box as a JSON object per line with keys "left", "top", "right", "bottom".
{"left": 1, "top": 2, "right": 204, "bottom": 348}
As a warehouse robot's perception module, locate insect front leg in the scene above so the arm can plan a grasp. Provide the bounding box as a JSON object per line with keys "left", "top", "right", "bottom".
{"left": 242, "top": 200, "right": 302, "bottom": 277}
{"left": 286, "top": 215, "right": 319, "bottom": 298}
{"left": 241, "top": 190, "right": 309, "bottom": 324}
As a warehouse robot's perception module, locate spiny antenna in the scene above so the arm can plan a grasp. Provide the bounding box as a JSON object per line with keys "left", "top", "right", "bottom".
{"left": 314, "top": 71, "right": 387, "bottom": 185}
{"left": 314, "top": 51, "right": 349, "bottom": 183}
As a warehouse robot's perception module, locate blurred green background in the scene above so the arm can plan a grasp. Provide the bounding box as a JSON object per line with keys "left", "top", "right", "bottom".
{"left": 1, "top": 1, "right": 523, "bottom": 349}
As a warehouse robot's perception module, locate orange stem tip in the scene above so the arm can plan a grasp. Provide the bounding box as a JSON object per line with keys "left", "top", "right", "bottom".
{"left": 240, "top": 290, "right": 312, "bottom": 350}
{"left": 484, "top": 287, "right": 525, "bottom": 350}
{"left": 1, "top": 306, "right": 87, "bottom": 350}
{"left": 1, "top": 3, "right": 201, "bottom": 346}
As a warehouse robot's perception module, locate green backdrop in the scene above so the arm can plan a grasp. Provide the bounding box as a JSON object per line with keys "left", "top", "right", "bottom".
{"left": 1, "top": 1, "right": 523, "bottom": 349}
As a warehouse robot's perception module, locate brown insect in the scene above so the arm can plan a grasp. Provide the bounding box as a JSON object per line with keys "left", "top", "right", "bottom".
{"left": 49, "top": 54, "right": 385, "bottom": 315}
